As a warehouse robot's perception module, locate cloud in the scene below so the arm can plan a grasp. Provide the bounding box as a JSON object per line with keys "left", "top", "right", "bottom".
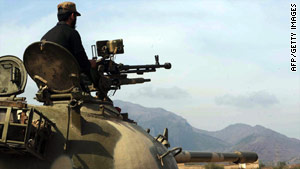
{"left": 130, "top": 86, "right": 189, "bottom": 99}
{"left": 215, "top": 91, "right": 279, "bottom": 108}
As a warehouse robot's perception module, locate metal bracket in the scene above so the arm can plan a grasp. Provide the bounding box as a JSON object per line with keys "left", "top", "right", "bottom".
{"left": 155, "top": 128, "right": 170, "bottom": 148}
{"left": 40, "top": 40, "right": 46, "bottom": 51}
{"left": 69, "top": 99, "right": 83, "bottom": 131}
{"left": 157, "top": 147, "right": 182, "bottom": 166}
{"left": 34, "top": 75, "right": 53, "bottom": 105}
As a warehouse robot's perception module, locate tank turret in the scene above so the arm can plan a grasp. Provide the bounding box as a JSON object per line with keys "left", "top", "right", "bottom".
{"left": 0, "top": 39, "right": 258, "bottom": 169}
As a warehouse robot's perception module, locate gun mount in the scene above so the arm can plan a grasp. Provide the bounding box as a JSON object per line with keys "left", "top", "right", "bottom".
{"left": 89, "top": 39, "right": 172, "bottom": 100}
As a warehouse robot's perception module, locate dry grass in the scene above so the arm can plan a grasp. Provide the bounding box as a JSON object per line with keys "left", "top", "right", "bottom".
{"left": 177, "top": 161, "right": 260, "bottom": 169}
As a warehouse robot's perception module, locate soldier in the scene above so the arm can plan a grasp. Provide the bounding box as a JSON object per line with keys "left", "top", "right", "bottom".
{"left": 41, "top": 1, "right": 95, "bottom": 82}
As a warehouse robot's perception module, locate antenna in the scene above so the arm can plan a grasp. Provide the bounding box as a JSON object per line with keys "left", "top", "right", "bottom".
{"left": 91, "top": 45, "right": 97, "bottom": 60}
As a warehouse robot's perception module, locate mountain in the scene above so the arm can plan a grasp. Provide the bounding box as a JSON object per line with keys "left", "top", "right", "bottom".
{"left": 197, "top": 123, "right": 255, "bottom": 144}
{"left": 197, "top": 124, "right": 300, "bottom": 163}
{"left": 114, "top": 100, "right": 229, "bottom": 151}
{"left": 114, "top": 100, "right": 300, "bottom": 163}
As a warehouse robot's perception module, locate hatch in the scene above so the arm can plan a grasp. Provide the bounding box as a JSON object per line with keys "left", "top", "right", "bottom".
{"left": 23, "top": 41, "right": 80, "bottom": 93}
{"left": 0, "top": 55, "right": 27, "bottom": 97}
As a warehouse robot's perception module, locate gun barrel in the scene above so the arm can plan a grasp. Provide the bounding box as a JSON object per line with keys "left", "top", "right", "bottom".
{"left": 118, "top": 78, "right": 151, "bottom": 85}
{"left": 120, "top": 63, "right": 171, "bottom": 71}
{"left": 175, "top": 151, "right": 258, "bottom": 164}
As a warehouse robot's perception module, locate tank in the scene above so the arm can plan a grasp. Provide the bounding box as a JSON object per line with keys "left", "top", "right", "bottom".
{"left": 0, "top": 40, "right": 258, "bottom": 169}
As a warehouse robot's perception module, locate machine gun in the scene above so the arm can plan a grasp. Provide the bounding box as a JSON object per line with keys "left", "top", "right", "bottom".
{"left": 89, "top": 39, "right": 171, "bottom": 99}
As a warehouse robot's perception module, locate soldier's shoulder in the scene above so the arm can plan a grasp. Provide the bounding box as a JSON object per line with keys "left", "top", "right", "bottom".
{"left": 70, "top": 29, "right": 81, "bottom": 38}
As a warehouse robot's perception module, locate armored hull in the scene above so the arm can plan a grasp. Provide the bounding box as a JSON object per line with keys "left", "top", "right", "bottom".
{"left": 0, "top": 101, "right": 178, "bottom": 169}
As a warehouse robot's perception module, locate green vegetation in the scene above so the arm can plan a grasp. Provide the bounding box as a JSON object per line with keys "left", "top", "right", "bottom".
{"left": 273, "top": 161, "right": 287, "bottom": 169}
{"left": 204, "top": 163, "right": 224, "bottom": 169}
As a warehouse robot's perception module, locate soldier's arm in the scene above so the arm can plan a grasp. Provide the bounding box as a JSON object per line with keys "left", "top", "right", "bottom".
{"left": 69, "top": 30, "right": 91, "bottom": 74}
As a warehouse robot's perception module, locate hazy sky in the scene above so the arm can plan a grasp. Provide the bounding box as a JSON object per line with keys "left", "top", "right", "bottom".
{"left": 0, "top": 0, "right": 299, "bottom": 139}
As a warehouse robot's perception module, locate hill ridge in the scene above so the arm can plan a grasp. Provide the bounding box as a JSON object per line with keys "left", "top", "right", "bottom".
{"left": 114, "top": 100, "right": 300, "bottom": 163}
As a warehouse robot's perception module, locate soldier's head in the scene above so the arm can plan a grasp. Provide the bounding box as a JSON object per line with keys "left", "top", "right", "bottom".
{"left": 57, "top": 1, "right": 81, "bottom": 29}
